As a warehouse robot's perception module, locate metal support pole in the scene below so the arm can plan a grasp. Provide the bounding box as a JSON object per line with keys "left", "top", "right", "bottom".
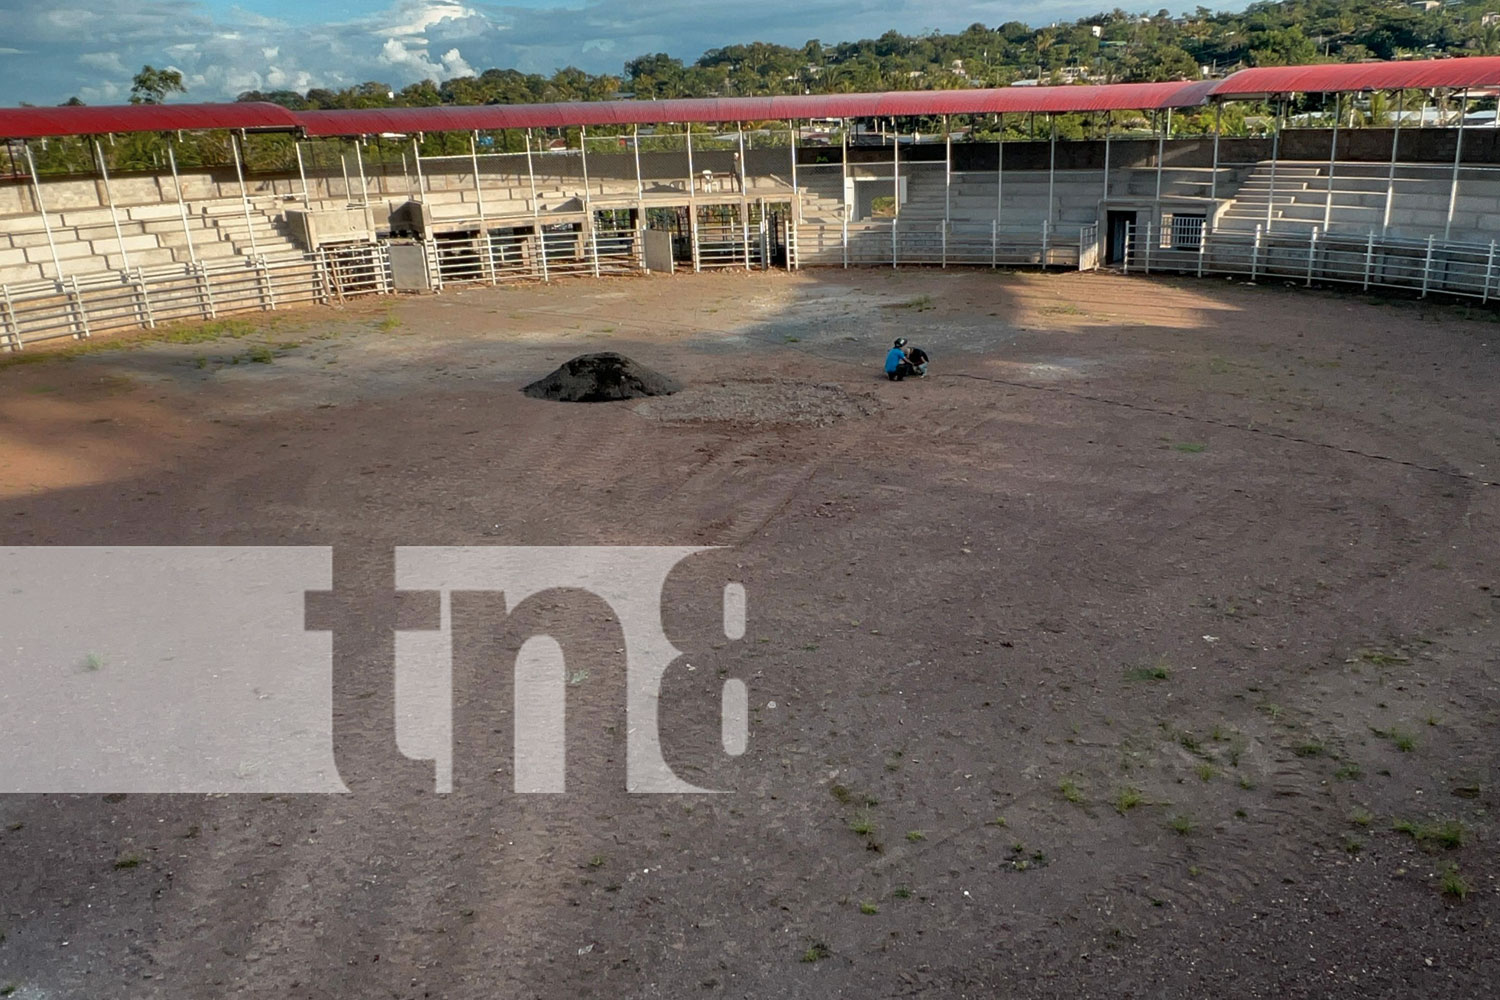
{"left": 892, "top": 128, "right": 900, "bottom": 269}
{"left": 1, "top": 284, "right": 19, "bottom": 351}
{"left": 1266, "top": 99, "right": 1283, "bottom": 231}
{"left": 579, "top": 124, "right": 593, "bottom": 214}
{"left": 21, "top": 143, "right": 65, "bottom": 281}
{"left": 411, "top": 137, "right": 425, "bottom": 199}
{"left": 632, "top": 124, "right": 643, "bottom": 205}
{"left": 1102, "top": 111, "right": 1111, "bottom": 202}
{"left": 1210, "top": 102, "right": 1222, "bottom": 203}
{"left": 524, "top": 130, "right": 546, "bottom": 282}
{"left": 94, "top": 139, "right": 132, "bottom": 272}
{"left": 1384, "top": 89, "right": 1402, "bottom": 237}
{"left": 295, "top": 141, "right": 312, "bottom": 209}
{"left": 996, "top": 113, "right": 1005, "bottom": 231}
{"left": 991, "top": 219, "right": 998, "bottom": 269}
{"left": 339, "top": 152, "right": 351, "bottom": 204}
{"left": 1364, "top": 230, "right": 1375, "bottom": 291}
{"left": 738, "top": 128, "right": 751, "bottom": 269}
{"left": 841, "top": 122, "right": 849, "bottom": 269}
{"left": 1252, "top": 224, "right": 1262, "bottom": 281}
{"left": 1422, "top": 233, "right": 1435, "bottom": 296}
{"left": 230, "top": 132, "right": 260, "bottom": 259}
{"left": 685, "top": 124, "right": 700, "bottom": 273}
{"left": 1048, "top": 113, "right": 1058, "bottom": 234}
{"left": 470, "top": 131, "right": 487, "bottom": 222}
{"left": 1307, "top": 226, "right": 1319, "bottom": 286}
{"left": 1445, "top": 89, "right": 1468, "bottom": 242}
{"left": 1324, "top": 93, "right": 1341, "bottom": 230}
{"left": 943, "top": 117, "right": 952, "bottom": 268}
{"left": 788, "top": 121, "right": 800, "bottom": 223}
{"left": 166, "top": 141, "right": 197, "bottom": 267}
{"left": 1484, "top": 239, "right": 1495, "bottom": 304}
{"left": 1154, "top": 109, "right": 1165, "bottom": 205}
{"left": 353, "top": 140, "right": 369, "bottom": 207}
{"left": 134, "top": 266, "right": 155, "bottom": 328}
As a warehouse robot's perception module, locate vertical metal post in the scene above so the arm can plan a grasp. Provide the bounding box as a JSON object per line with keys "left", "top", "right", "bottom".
{"left": 891, "top": 127, "right": 900, "bottom": 269}
{"left": 295, "top": 141, "right": 312, "bottom": 209}
{"left": 470, "top": 131, "right": 487, "bottom": 222}
{"left": 1, "top": 284, "right": 19, "bottom": 351}
{"left": 1251, "top": 223, "right": 1262, "bottom": 281}
{"left": 943, "top": 115, "right": 952, "bottom": 269}
{"left": 167, "top": 140, "right": 197, "bottom": 267}
{"left": 1266, "top": 99, "right": 1283, "bottom": 231}
{"left": 1142, "top": 219, "right": 1151, "bottom": 274}
{"left": 134, "top": 266, "right": 155, "bottom": 328}
{"left": 21, "top": 143, "right": 65, "bottom": 281}
{"left": 1324, "top": 93, "right": 1341, "bottom": 230}
{"left": 1484, "top": 239, "right": 1495, "bottom": 303}
{"left": 685, "top": 124, "right": 700, "bottom": 273}
{"left": 1445, "top": 89, "right": 1468, "bottom": 242}
{"left": 738, "top": 127, "right": 751, "bottom": 269}
{"left": 93, "top": 139, "right": 132, "bottom": 272}
{"left": 579, "top": 124, "right": 593, "bottom": 214}
{"left": 1384, "top": 89, "right": 1402, "bottom": 236}
{"left": 788, "top": 120, "right": 800, "bottom": 223}
{"left": 339, "top": 151, "right": 352, "bottom": 204}
{"left": 1102, "top": 111, "right": 1111, "bottom": 202}
{"left": 353, "top": 140, "right": 369, "bottom": 207}
{"left": 996, "top": 113, "right": 1005, "bottom": 231}
{"left": 1422, "top": 233, "right": 1435, "bottom": 296}
{"left": 230, "top": 131, "right": 260, "bottom": 259}
{"left": 1048, "top": 113, "right": 1058, "bottom": 234}
{"left": 632, "top": 124, "right": 644, "bottom": 205}
{"left": 1363, "top": 230, "right": 1375, "bottom": 291}
{"left": 411, "top": 137, "right": 425, "bottom": 199}
{"left": 991, "top": 218, "right": 998, "bottom": 269}
{"left": 841, "top": 121, "right": 849, "bottom": 268}
{"left": 524, "top": 130, "right": 546, "bottom": 282}
{"left": 1154, "top": 109, "right": 1165, "bottom": 205}
{"left": 1307, "top": 226, "right": 1319, "bottom": 286}
{"left": 1210, "top": 102, "right": 1222, "bottom": 203}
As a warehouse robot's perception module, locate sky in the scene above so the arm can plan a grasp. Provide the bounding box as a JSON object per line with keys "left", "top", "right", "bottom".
{"left": 1, "top": 0, "right": 1180, "bottom": 106}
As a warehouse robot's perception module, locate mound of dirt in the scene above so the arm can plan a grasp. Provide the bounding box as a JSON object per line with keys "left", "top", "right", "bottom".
{"left": 633, "top": 378, "right": 879, "bottom": 427}
{"left": 523, "top": 352, "right": 680, "bottom": 402}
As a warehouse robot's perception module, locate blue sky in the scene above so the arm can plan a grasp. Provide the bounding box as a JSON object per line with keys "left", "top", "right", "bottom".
{"left": 1, "top": 0, "right": 1176, "bottom": 106}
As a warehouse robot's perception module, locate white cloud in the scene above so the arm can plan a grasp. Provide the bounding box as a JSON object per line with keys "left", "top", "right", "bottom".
{"left": 3, "top": 0, "right": 1172, "bottom": 105}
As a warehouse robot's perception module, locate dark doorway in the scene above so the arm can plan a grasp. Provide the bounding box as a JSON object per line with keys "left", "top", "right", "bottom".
{"left": 1106, "top": 211, "right": 1135, "bottom": 266}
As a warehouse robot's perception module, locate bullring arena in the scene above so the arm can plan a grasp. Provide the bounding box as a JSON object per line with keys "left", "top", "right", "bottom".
{"left": 1, "top": 59, "right": 1499, "bottom": 997}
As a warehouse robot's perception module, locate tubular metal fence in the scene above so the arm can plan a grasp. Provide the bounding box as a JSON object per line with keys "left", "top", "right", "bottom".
{"left": 794, "top": 220, "right": 1099, "bottom": 270}
{"left": 1122, "top": 222, "right": 1500, "bottom": 301}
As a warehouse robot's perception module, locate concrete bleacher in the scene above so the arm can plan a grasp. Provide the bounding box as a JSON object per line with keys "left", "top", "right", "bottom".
{"left": 0, "top": 196, "right": 301, "bottom": 285}
{"left": 1216, "top": 160, "right": 1500, "bottom": 245}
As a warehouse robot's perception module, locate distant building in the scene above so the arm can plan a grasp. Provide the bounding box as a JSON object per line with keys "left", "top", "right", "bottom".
{"left": 1407, "top": 0, "right": 1440, "bottom": 10}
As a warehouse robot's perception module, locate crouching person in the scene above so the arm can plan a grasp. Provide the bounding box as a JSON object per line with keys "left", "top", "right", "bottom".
{"left": 885, "top": 337, "right": 916, "bottom": 381}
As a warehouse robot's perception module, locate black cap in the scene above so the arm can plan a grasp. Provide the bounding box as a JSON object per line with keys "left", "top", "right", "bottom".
{"left": 894, "top": 337, "right": 908, "bottom": 348}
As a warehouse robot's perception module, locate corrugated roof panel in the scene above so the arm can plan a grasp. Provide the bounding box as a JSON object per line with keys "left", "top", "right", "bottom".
{"left": 0, "top": 102, "right": 302, "bottom": 140}
{"left": 1209, "top": 56, "right": 1500, "bottom": 97}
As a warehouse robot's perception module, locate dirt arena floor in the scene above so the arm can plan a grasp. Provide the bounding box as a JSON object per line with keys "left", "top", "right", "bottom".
{"left": 1, "top": 268, "right": 1497, "bottom": 998}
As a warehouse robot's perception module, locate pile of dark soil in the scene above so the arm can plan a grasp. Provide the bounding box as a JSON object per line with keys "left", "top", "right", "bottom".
{"left": 522, "top": 352, "right": 680, "bottom": 402}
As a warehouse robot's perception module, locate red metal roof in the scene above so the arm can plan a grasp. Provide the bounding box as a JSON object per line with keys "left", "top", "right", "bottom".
{"left": 1209, "top": 56, "right": 1500, "bottom": 97}
{"left": 292, "top": 80, "right": 1219, "bottom": 136}
{"left": 5, "top": 57, "right": 1500, "bottom": 141}
{"left": 0, "top": 102, "right": 302, "bottom": 140}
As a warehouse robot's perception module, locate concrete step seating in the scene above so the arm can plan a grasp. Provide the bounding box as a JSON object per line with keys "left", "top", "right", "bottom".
{"left": 1217, "top": 160, "right": 1500, "bottom": 244}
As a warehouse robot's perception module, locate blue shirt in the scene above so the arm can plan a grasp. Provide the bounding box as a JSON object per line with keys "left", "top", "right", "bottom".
{"left": 885, "top": 347, "right": 906, "bottom": 373}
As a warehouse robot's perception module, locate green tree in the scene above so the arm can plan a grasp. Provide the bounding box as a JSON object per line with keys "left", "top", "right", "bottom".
{"left": 129, "top": 65, "right": 186, "bottom": 105}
